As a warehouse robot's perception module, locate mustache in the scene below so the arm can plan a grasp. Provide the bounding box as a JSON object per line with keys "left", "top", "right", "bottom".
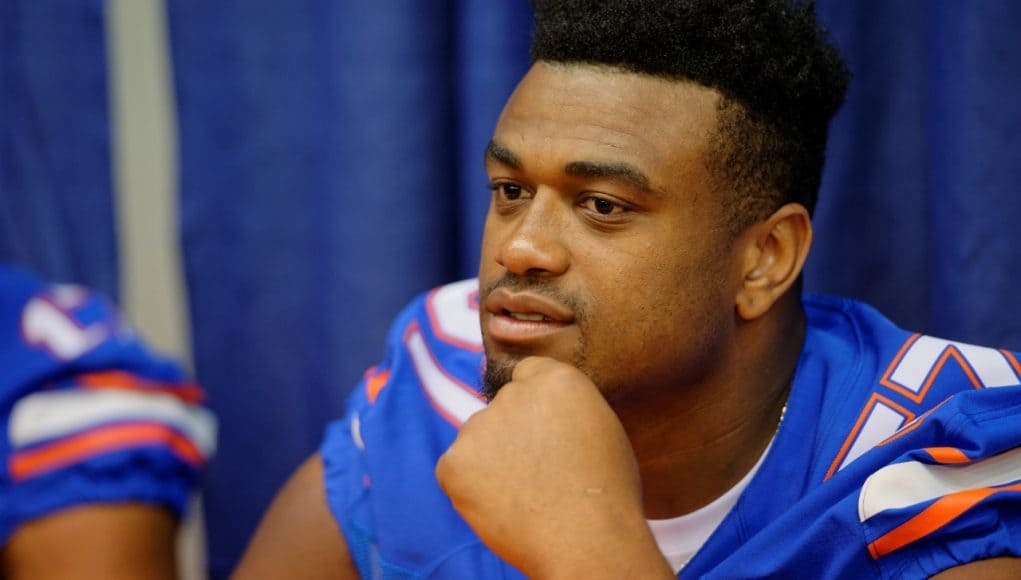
{"left": 479, "top": 274, "right": 586, "bottom": 319}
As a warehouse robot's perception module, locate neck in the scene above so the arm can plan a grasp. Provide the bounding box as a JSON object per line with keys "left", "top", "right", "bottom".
{"left": 614, "top": 295, "right": 806, "bottom": 519}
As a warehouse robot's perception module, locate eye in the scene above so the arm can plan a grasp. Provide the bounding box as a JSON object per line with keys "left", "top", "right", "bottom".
{"left": 488, "top": 182, "right": 524, "bottom": 201}
{"left": 581, "top": 196, "right": 626, "bottom": 216}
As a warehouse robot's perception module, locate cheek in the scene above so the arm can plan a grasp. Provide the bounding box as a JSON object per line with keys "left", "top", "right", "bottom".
{"left": 582, "top": 245, "right": 728, "bottom": 351}
{"left": 583, "top": 260, "right": 678, "bottom": 342}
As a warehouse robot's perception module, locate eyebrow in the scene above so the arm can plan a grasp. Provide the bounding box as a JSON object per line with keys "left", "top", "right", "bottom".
{"left": 485, "top": 139, "right": 659, "bottom": 196}
{"left": 564, "top": 160, "right": 656, "bottom": 195}
{"left": 485, "top": 140, "right": 522, "bottom": 169}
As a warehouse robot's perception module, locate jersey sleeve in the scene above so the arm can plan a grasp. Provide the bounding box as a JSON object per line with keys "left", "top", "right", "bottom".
{"left": 0, "top": 266, "right": 216, "bottom": 546}
{"left": 699, "top": 384, "right": 1021, "bottom": 579}
{"left": 320, "top": 280, "right": 513, "bottom": 578}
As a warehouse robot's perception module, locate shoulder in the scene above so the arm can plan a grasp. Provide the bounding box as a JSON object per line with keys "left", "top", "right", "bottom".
{"left": 339, "top": 278, "right": 486, "bottom": 429}
{"left": 703, "top": 384, "right": 1021, "bottom": 578}
{"left": 318, "top": 279, "right": 511, "bottom": 578}
{"left": 803, "top": 294, "right": 1021, "bottom": 396}
{"left": 709, "top": 297, "right": 1021, "bottom": 575}
{"left": 0, "top": 264, "right": 215, "bottom": 546}
{"left": 0, "top": 265, "right": 195, "bottom": 401}
{"left": 799, "top": 294, "right": 1021, "bottom": 479}
{"left": 321, "top": 278, "right": 486, "bottom": 493}
{"left": 851, "top": 384, "right": 1021, "bottom": 576}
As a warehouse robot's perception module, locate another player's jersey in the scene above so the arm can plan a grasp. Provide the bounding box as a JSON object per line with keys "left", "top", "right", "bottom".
{"left": 321, "top": 279, "right": 1021, "bottom": 578}
{"left": 0, "top": 265, "right": 216, "bottom": 545}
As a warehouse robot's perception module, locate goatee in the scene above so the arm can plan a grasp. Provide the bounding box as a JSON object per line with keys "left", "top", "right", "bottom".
{"left": 481, "top": 357, "right": 515, "bottom": 402}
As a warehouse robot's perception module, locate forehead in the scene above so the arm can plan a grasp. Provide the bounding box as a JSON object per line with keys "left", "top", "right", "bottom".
{"left": 493, "top": 62, "right": 721, "bottom": 181}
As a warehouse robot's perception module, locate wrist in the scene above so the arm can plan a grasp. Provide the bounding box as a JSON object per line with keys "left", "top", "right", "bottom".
{"left": 528, "top": 511, "right": 674, "bottom": 579}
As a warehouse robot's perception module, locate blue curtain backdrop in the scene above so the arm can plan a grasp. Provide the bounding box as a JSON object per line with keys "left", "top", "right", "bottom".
{"left": 166, "top": 2, "right": 533, "bottom": 574}
{"left": 1, "top": 2, "right": 1020, "bottom": 577}
{"left": 0, "top": 0, "right": 119, "bottom": 299}
{"left": 809, "top": 1, "right": 1021, "bottom": 349}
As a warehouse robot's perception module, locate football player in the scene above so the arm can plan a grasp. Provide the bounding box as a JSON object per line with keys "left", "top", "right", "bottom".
{"left": 237, "top": 1, "right": 1021, "bottom": 577}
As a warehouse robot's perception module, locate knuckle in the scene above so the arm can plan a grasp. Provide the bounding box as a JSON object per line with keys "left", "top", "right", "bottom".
{"left": 435, "top": 452, "right": 452, "bottom": 488}
{"left": 489, "top": 379, "right": 524, "bottom": 404}
{"left": 512, "top": 355, "right": 555, "bottom": 379}
{"left": 436, "top": 443, "right": 464, "bottom": 490}
{"left": 511, "top": 357, "right": 538, "bottom": 378}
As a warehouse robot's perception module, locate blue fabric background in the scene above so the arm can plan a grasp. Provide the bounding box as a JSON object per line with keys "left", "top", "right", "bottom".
{"left": 1, "top": 1, "right": 1019, "bottom": 576}
{"left": 0, "top": 0, "right": 119, "bottom": 298}
{"left": 810, "top": 1, "right": 1021, "bottom": 349}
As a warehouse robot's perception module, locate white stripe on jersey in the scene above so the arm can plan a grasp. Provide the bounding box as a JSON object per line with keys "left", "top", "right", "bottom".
{"left": 9, "top": 388, "right": 217, "bottom": 457}
{"left": 858, "top": 446, "right": 1021, "bottom": 522}
{"left": 407, "top": 326, "right": 485, "bottom": 426}
{"left": 890, "top": 337, "right": 1020, "bottom": 394}
{"left": 837, "top": 400, "right": 907, "bottom": 472}
{"left": 350, "top": 412, "right": 365, "bottom": 451}
{"left": 427, "top": 279, "right": 482, "bottom": 348}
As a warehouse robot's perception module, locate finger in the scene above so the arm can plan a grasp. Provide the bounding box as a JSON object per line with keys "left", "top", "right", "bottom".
{"left": 436, "top": 415, "right": 481, "bottom": 493}
{"left": 511, "top": 356, "right": 562, "bottom": 381}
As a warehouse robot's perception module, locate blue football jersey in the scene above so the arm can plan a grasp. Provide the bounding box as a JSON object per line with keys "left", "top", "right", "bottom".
{"left": 0, "top": 264, "right": 216, "bottom": 546}
{"left": 321, "top": 279, "right": 1021, "bottom": 578}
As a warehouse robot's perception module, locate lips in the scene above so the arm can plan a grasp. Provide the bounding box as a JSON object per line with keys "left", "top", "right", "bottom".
{"left": 483, "top": 287, "right": 574, "bottom": 344}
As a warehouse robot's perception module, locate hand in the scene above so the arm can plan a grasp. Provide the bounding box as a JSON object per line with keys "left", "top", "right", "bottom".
{"left": 435, "top": 357, "right": 673, "bottom": 579}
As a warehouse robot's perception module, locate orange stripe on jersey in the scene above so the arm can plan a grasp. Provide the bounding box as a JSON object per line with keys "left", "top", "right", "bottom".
{"left": 875, "top": 396, "right": 952, "bottom": 449}
{"left": 365, "top": 367, "right": 391, "bottom": 404}
{"left": 825, "top": 393, "right": 914, "bottom": 481}
{"left": 948, "top": 348, "right": 984, "bottom": 392}
{"left": 878, "top": 334, "right": 923, "bottom": 394}
{"left": 927, "top": 348, "right": 984, "bottom": 395}
{"left": 9, "top": 422, "right": 205, "bottom": 482}
{"left": 882, "top": 341, "right": 986, "bottom": 405}
{"left": 77, "top": 370, "right": 205, "bottom": 404}
{"left": 1003, "top": 350, "right": 1021, "bottom": 378}
{"left": 867, "top": 482, "right": 1021, "bottom": 559}
{"left": 923, "top": 447, "right": 971, "bottom": 464}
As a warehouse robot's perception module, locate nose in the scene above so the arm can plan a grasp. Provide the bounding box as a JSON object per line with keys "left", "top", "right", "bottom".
{"left": 493, "top": 191, "right": 570, "bottom": 278}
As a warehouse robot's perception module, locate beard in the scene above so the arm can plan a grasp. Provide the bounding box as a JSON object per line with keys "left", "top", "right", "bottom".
{"left": 477, "top": 273, "right": 591, "bottom": 402}
{"left": 481, "top": 356, "right": 515, "bottom": 402}
{"left": 480, "top": 341, "right": 595, "bottom": 403}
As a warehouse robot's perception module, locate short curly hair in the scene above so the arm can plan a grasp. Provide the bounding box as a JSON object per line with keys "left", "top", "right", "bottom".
{"left": 530, "top": 0, "right": 849, "bottom": 231}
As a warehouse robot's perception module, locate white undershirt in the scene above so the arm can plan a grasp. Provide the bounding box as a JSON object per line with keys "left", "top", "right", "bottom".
{"left": 646, "top": 438, "right": 775, "bottom": 573}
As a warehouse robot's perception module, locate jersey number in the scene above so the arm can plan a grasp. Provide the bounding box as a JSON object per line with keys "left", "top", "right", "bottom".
{"left": 21, "top": 286, "right": 110, "bottom": 361}
{"left": 826, "top": 334, "right": 1021, "bottom": 478}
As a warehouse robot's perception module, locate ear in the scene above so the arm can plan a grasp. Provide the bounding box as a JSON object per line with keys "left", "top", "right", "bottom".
{"left": 734, "top": 203, "right": 813, "bottom": 321}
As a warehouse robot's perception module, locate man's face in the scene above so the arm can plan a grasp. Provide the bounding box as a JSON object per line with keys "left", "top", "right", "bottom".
{"left": 479, "top": 62, "right": 742, "bottom": 403}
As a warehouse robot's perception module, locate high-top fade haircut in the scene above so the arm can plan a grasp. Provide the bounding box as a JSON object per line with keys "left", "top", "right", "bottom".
{"left": 530, "top": 0, "right": 849, "bottom": 233}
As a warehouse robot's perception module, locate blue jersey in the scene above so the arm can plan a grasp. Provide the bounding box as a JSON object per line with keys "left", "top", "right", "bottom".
{"left": 321, "top": 279, "right": 1021, "bottom": 578}
{"left": 0, "top": 265, "right": 216, "bottom": 546}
